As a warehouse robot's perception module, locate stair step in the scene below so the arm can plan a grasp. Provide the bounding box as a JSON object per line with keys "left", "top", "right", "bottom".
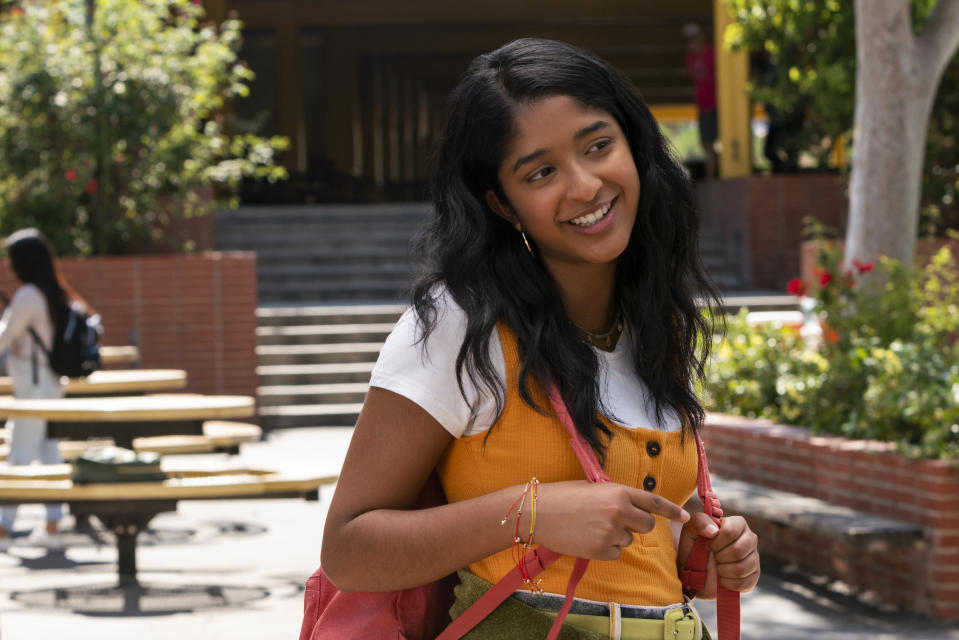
{"left": 257, "top": 304, "right": 405, "bottom": 322}
{"left": 261, "top": 279, "right": 411, "bottom": 294}
{"left": 257, "top": 382, "right": 369, "bottom": 406}
{"left": 258, "top": 275, "right": 413, "bottom": 291}
{"left": 218, "top": 222, "right": 421, "bottom": 237}
{"left": 257, "top": 323, "right": 395, "bottom": 346}
{"left": 257, "top": 263, "right": 412, "bottom": 278}
{"left": 253, "top": 246, "right": 413, "bottom": 263}
{"left": 256, "top": 342, "right": 383, "bottom": 366}
{"left": 217, "top": 203, "right": 429, "bottom": 223}
{"left": 259, "top": 402, "right": 363, "bottom": 429}
{"left": 223, "top": 232, "right": 417, "bottom": 251}
{"left": 258, "top": 291, "right": 408, "bottom": 304}
{"left": 257, "top": 362, "right": 376, "bottom": 385}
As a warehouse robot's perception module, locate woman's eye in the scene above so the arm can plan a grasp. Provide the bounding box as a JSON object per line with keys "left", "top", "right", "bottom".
{"left": 588, "top": 139, "right": 613, "bottom": 154}
{"left": 528, "top": 167, "right": 554, "bottom": 182}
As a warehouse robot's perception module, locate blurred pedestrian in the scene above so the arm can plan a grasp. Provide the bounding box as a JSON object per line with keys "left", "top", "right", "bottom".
{"left": 683, "top": 22, "right": 718, "bottom": 180}
{"left": 0, "top": 228, "right": 88, "bottom": 551}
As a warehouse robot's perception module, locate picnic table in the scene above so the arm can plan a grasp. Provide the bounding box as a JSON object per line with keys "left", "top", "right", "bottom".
{"left": 0, "top": 464, "right": 338, "bottom": 586}
{"left": 0, "top": 369, "right": 187, "bottom": 397}
{"left": 0, "top": 394, "right": 255, "bottom": 450}
{"left": 100, "top": 345, "right": 140, "bottom": 367}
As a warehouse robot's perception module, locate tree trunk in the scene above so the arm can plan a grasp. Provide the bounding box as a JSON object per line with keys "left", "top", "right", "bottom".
{"left": 846, "top": 0, "right": 959, "bottom": 268}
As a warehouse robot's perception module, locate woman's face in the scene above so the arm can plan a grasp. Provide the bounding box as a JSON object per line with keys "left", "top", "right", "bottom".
{"left": 487, "top": 95, "right": 640, "bottom": 277}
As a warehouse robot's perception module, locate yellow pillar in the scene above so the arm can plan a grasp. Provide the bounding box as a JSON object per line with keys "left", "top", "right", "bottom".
{"left": 714, "top": 0, "right": 751, "bottom": 178}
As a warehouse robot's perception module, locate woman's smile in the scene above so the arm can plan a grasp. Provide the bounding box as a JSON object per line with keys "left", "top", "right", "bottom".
{"left": 567, "top": 196, "right": 617, "bottom": 233}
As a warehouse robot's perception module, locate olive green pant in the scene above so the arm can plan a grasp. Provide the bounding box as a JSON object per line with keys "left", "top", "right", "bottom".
{"left": 449, "top": 570, "right": 713, "bottom": 640}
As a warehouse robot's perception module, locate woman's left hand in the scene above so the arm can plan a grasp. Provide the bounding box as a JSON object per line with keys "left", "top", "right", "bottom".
{"left": 676, "top": 514, "right": 760, "bottom": 599}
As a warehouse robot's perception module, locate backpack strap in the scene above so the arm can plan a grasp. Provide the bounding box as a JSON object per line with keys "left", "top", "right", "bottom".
{"left": 27, "top": 327, "right": 49, "bottom": 386}
{"left": 679, "top": 432, "right": 741, "bottom": 640}
{"left": 27, "top": 327, "right": 51, "bottom": 357}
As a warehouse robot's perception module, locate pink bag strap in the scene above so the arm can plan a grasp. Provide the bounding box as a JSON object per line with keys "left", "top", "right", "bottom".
{"left": 437, "top": 546, "right": 564, "bottom": 640}
{"left": 678, "top": 431, "right": 741, "bottom": 640}
{"left": 436, "top": 383, "right": 607, "bottom": 640}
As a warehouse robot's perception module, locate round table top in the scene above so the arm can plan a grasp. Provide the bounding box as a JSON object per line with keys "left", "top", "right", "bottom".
{"left": 0, "top": 394, "right": 255, "bottom": 422}
{"left": 0, "top": 469, "right": 339, "bottom": 501}
{"left": 0, "top": 369, "right": 187, "bottom": 396}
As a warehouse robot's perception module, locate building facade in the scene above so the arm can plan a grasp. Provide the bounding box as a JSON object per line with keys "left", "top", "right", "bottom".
{"left": 203, "top": 0, "right": 739, "bottom": 202}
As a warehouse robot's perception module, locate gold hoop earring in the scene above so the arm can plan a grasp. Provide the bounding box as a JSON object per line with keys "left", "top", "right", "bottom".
{"left": 520, "top": 230, "right": 535, "bottom": 257}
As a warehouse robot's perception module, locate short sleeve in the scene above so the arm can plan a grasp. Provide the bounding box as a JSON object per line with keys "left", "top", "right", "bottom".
{"left": 369, "top": 292, "right": 504, "bottom": 438}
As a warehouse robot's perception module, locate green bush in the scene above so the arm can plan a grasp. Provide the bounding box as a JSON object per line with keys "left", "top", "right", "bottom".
{"left": 704, "top": 240, "right": 959, "bottom": 460}
{"left": 0, "top": 0, "right": 288, "bottom": 255}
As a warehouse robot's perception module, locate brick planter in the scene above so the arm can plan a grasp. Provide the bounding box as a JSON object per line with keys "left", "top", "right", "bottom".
{"left": 704, "top": 413, "right": 959, "bottom": 619}
{"left": 0, "top": 252, "right": 258, "bottom": 403}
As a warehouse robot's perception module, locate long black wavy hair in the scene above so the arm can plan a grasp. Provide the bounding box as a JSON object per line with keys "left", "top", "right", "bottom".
{"left": 5, "top": 228, "right": 71, "bottom": 330}
{"left": 411, "top": 38, "right": 722, "bottom": 459}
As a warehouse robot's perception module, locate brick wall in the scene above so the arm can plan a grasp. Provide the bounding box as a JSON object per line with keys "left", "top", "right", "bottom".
{"left": 699, "top": 175, "right": 848, "bottom": 290}
{"left": 704, "top": 413, "right": 959, "bottom": 619}
{"left": 0, "top": 252, "right": 257, "bottom": 403}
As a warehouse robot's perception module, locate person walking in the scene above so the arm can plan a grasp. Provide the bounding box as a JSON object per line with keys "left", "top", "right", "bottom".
{"left": 683, "top": 22, "right": 718, "bottom": 180}
{"left": 0, "top": 228, "right": 87, "bottom": 551}
{"left": 320, "top": 39, "right": 759, "bottom": 639}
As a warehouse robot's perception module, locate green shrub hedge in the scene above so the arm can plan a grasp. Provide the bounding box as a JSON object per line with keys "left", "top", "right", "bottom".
{"left": 704, "top": 242, "right": 959, "bottom": 460}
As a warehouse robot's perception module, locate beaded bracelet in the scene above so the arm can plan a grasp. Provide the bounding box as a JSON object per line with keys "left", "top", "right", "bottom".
{"left": 501, "top": 477, "right": 543, "bottom": 594}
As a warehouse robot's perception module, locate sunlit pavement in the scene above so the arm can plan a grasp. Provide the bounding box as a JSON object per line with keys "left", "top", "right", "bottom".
{"left": 1, "top": 426, "right": 957, "bottom": 639}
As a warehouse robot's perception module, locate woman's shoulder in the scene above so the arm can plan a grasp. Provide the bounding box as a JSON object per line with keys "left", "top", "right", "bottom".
{"left": 10, "top": 283, "right": 46, "bottom": 309}
{"left": 390, "top": 286, "right": 472, "bottom": 358}
{"left": 372, "top": 285, "right": 503, "bottom": 438}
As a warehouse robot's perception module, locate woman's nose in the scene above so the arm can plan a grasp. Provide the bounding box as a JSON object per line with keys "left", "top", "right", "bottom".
{"left": 565, "top": 162, "right": 602, "bottom": 202}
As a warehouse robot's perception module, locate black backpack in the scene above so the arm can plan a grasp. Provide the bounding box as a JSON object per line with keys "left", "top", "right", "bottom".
{"left": 29, "top": 306, "right": 103, "bottom": 379}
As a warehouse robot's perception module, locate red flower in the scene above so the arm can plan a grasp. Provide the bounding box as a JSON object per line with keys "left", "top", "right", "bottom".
{"left": 819, "top": 272, "right": 833, "bottom": 287}
{"left": 821, "top": 323, "right": 840, "bottom": 344}
{"left": 10, "top": 7, "right": 23, "bottom": 16}
{"left": 786, "top": 278, "right": 808, "bottom": 297}
{"left": 852, "top": 259, "right": 874, "bottom": 274}
{"left": 84, "top": 178, "right": 98, "bottom": 194}
{"left": 64, "top": 169, "right": 77, "bottom": 182}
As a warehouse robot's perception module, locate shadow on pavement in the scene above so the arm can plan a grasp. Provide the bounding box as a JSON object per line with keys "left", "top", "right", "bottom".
{"left": 8, "top": 581, "right": 272, "bottom": 617}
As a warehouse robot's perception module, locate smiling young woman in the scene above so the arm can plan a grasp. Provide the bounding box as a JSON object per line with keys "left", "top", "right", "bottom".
{"left": 318, "top": 38, "right": 759, "bottom": 640}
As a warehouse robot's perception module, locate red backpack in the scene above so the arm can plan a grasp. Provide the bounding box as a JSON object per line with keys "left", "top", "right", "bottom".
{"left": 299, "top": 384, "right": 740, "bottom": 640}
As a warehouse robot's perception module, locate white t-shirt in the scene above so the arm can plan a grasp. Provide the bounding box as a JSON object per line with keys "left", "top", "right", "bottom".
{"left": 369, "top": 290, "right": 681, "bottom": 438}
{"left": 0, "top": 284, "right": 55, "bottom": 361}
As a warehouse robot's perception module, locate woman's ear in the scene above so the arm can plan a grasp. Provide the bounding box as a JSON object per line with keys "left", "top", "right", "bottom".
{"left": 485, "top": 190, "right": 522, "bottom": 232}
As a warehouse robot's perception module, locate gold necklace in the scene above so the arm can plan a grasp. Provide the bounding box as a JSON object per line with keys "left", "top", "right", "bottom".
{"left": 574, "top": 311, "right": 624, "bottom": 350}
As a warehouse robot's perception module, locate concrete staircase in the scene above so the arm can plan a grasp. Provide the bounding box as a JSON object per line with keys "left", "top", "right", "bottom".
{"left": 216, "top": 203, "right": 429, "bottom": 304}
{"left": 219, "top": 202, "right": 760, "bottom": 430}
{"left": 255, "top": 304, "right": 405, "bottom": 429}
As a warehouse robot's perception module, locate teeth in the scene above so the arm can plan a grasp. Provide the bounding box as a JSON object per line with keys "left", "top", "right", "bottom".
{"left": 570, "top": 203, "right": 611, "bottom": 227}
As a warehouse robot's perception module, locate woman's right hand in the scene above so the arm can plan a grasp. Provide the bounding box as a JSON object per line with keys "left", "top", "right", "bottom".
{"left": 528, "top": 480, "right": 689, "bottom": 560}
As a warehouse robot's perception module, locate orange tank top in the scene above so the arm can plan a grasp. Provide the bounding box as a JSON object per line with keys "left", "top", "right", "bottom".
{"left": 436, "top": 324, "right": 697, "bottom": 606}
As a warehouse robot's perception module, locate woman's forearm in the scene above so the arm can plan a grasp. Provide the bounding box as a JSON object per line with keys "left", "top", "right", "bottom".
{"left": 322, "top": 484, "right": 526, "bottom": 591}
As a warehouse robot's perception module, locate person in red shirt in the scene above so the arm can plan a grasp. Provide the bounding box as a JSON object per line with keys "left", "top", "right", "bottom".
{"left": 683, "top": 22, "right": 718, "bottom": 180}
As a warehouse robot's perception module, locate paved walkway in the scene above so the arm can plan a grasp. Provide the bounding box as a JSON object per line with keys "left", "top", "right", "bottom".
{"left": 1, "top": 427, "right": 957, "bottom": 639}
